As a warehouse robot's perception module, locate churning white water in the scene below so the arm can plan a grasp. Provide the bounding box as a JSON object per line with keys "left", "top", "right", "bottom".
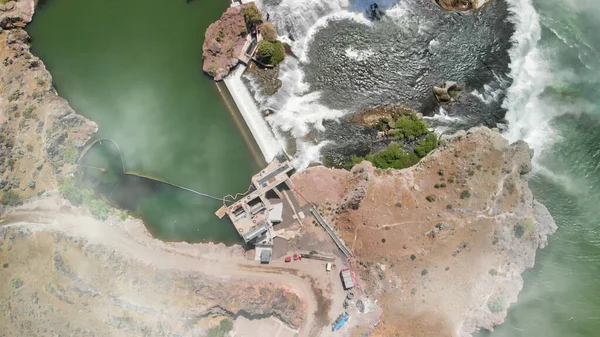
{"left": 224, "top": 65, "right": 282, "bottom": 162}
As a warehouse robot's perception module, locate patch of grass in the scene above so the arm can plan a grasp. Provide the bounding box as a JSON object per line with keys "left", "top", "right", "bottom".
{"left": 414, "top": 133, "right": 438, "bottom": 157}
{"left": 460, "top": 190, "right": 471, "bottom": 199}
{"left": 11, "top": 276, "right": 23, "bottom": 289}
{"left": 367, "top": 143, "right": 420, "bottom": 170}
{"left": 61, "top": 146, "right": 79, "bottom": 164}
{"left": 1, "top": 190, "right": 22, "bottom": 206}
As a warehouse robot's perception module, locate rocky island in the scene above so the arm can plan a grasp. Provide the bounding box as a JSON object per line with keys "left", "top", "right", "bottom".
{"left": 1, "top": 0, "right": 557, "bottom": 336}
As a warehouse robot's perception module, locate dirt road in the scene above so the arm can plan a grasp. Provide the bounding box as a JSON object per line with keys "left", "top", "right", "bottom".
{"left": 0, "top": 195, "right": 348, "bottom": 337}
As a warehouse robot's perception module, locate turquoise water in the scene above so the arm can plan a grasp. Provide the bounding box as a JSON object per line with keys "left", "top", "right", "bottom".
{"left": 27, "top": 0, "right": 259, "bottom": 243}
{"left": 476, "top": 0, "right": 600, "bottom": 335}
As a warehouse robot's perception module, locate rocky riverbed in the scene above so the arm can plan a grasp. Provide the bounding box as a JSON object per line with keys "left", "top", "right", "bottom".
{"left": 292, "top": 127, "right": 557, "bottom": 336}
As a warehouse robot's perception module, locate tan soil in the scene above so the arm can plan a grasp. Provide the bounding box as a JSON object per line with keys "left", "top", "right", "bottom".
{"left": 292, "top": 127, "right": 557, "bottom": 336}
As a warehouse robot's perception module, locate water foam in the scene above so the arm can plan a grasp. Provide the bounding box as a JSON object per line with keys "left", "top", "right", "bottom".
{"left": 502, "top": 0, "right": 557, "bottom": 159}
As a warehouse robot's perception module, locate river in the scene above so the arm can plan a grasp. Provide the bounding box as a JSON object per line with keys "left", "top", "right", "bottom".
{"left": 256, "top": 0, "right": 600, "bottom": 335}
{"left": 27, "top": 0, "right": 259, "bottom": 244}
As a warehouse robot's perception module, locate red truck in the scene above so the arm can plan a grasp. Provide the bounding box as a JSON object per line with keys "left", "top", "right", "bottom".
{"left": 285, "top": 256, "right": 292, "bottom": 263}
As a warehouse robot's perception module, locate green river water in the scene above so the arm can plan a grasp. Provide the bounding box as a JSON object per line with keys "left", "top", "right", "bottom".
{"left": 28, "top": 0, "right": 259, "bottom": 244}
{"left": 26, "top": 0, "right": 600, "bottom": 335}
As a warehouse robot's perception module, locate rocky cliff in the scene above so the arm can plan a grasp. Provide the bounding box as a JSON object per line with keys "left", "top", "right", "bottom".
{"left": 436, "top": 0, "right": 490, "bottom": 11}
{"left": 0, "top": 2, "right": 97, "bottom": 205}
{"left": 202, "top": 4, "right": 255, "bottom": 81}
{"left": 292, "top": 127, "right": 557, "bottom": 336}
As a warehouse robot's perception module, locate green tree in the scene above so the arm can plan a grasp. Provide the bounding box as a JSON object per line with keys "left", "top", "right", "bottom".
{"left": 261, "top": 23, "right": 278, "bottom": 42}
{"left": 243, "top": 4, "right": 263, "bottom": 25}
{"left": 256, "top": 40, "right": 274, "bottom": 60}
{"left": 367, "top": 143, "right": 419, "bottom": 170}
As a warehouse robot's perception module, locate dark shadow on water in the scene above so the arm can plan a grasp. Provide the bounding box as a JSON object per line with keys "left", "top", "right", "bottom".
{"left": 80, "top": 140, "right": 244, "bottom": 245}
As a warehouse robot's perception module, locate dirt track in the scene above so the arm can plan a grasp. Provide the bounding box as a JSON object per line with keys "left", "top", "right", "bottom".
{"left": 0, "top": 195, "right": 350, "bottom": 337}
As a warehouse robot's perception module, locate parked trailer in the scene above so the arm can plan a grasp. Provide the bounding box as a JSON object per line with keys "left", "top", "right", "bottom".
{"left": 332, "top": 312, "right": 349, "bottom": 331}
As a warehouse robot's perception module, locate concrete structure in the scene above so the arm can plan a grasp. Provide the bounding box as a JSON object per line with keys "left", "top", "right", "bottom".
{"left": 220, "top": 159, "right": 295, "bottom": 245}
{"left": 340, "top": 268, "right": 355, "bottom": 290}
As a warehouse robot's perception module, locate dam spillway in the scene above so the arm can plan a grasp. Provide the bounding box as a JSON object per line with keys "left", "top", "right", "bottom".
{"left": 223, "top": 65, "right": 282, "bottom": 163}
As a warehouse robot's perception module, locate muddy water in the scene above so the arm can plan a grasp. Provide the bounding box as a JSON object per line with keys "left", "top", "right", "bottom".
{"left": 27, "top": 0, "right": 259, "bottom": 243}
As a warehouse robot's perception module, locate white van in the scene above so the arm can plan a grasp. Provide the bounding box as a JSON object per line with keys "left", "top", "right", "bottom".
{"left": 326, "top": 263, "right": 332, "bottom": 272}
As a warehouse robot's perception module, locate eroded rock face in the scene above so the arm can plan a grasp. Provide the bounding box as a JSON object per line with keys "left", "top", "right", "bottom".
{"left": 292, "top": 127, "right": 557, "bottom": 337}
{"left": 433, "top": 81, "right": 462, "bottom": 103}
{"left": 202, "top": 4, "right": 255, "bottom": 81}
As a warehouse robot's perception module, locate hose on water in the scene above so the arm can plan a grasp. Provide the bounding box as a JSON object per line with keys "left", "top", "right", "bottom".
{"left": 77, "top": 138, "right": 252, "bottom": 205}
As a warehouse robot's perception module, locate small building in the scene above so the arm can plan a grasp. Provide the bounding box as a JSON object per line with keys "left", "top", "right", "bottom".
{"left": 340, "top": 268, "right": 354, "bottom": 290}
{"left": 260, "top": 250, "right": 271, "bottom": 264}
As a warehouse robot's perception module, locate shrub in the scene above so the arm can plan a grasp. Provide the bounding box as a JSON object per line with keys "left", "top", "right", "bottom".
{"left": 243, "top": 4, "right": 263, "bottom": 25}
{"left": 59, "top": 177, "right": 84, "bottom": 205}
{"left": 421, "top": 269, "right": 428, "bottom": 276}
{"left": 446, "top": 204, "right": 453, "bottom": 210}
{"left": 381, "top": 238, "right": 386, "bottom": 243}
{"left": 426, "top": 195, "right": 436, "bottom": 202}
{"left": 23, "top": 106, "right": 36, "bottom": 119}
{"left": 460, "top": 190, "right": 471, "bottom": 199}
{"left": 410, "top": 254, "right": 416, "bottom": 261}
{"left": 11, "top": 276, "right": 23, "bottom": 289}
{"left": 468, "top": 169, "right": 475, "bottom": 176}
{"left": 1, "top": 190, "right": 22, "bottom": 206}
{"left": 415, "top": 133, "right": 438, "bottom": 157}
{"left": 393, "top": 114, "right": 429, "bottom": 139}
{"left": 88, "top": 198, "right": 111, "bottom": 220}
{"left": 395, "top": 202, "right": 402, "bottom": 208}
{"left": 367, "top": 143, "right": 420, "bottom": 170}
{"left": 261, "top": 23, "right": 278, "bottom": 42}
{"left": 438, "top": 169, "right": 444, "bottom": 176}
{"left": 489, "top": 268, "right": 498, "bottom": 276}
{"left": 434, "top": 184, "right": 440, "bottom": 189}
{"left": 270, "top": 41, "right": 285, "bottom": 64}
{"left": 447, "top": 176, "right": 455, "bottom": 183}
{"left": 257, "top": 40, "right": 274, "bottom": 60}
{"left": 61, "top": 146, "right": 79, "bottom": 164}
{"left": 440, "top": 183, "right": 447, "bottom": 188}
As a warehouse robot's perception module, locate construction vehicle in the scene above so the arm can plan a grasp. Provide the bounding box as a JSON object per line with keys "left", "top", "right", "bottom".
{"left": 332, "top": 312, "right": 349, "bottom": 331}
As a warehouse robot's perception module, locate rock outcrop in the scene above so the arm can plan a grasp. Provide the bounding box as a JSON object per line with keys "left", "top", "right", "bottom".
{"left": 433, "top": 81, "right": 462, "bottom": 103}
{"left": 292, "top": 127, "right": 557, "bottom": 336}
{"left": 436, "top": 0, "right": 490, "bottom": 11}
{"left": 202, "top": 4, "right": 256, "bottom": 81}
{"left": 0, "top": 0, "right": 34, "bottom": 29}
{"left": 1, "top": 9, "right": 97, "bottom": 203}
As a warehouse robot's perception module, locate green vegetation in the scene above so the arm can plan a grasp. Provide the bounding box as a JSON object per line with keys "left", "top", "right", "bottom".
{"left": 23, "top": 106, "right": 36, "bottom": 119}
{"left": 514, "top": 219, "right": 534, "bottom": 239}
{"left": 460, "top": 190, "right": 471, "bottom": 199}
{"left": 243, "top": 5, "right": 263, "bottom": 25}
{"left": 410, "top": 254, "right": 416, "bottom": 261}
{"left": 446, "top": 204, "right": 453, "bottom": 210}
{"left": 426, "top": 195, "right": 436, "bottom": 202}
{"left": 59, "top": 177, "right": 113, "bottom": 220}
{"left": 393, "top": 114, "right": 429, "bottom": 139}
{"left": 1, "top": 190, "right": 22, "bottom": 206}
{"left": 11, "top": 276, "right": 23, "bottom": 289}
{"left": 489, "top": 268, "right": 498, "bottom": 276}
{"left": 260, "top": 23, "right": 278, "bottom": 42}
{"left": 421, "top": 269, "right": 428, "bottom": 276}
{"left": 256, "top": 40, "right": 285, "bottom": 65}
{"left": 395, "top": 201, "right": 402, "bottom": 208}
{"left": 207, "top": 319, "right": 234, "bottom": 337}
{"left": 343, "top": 113, "right": 438, "bottom": 170}
{"left": 61, "top": 146, "right": 79, "bottom": 164}
{"left": 415, "top": 133, "right": 438, "bottom": 157}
